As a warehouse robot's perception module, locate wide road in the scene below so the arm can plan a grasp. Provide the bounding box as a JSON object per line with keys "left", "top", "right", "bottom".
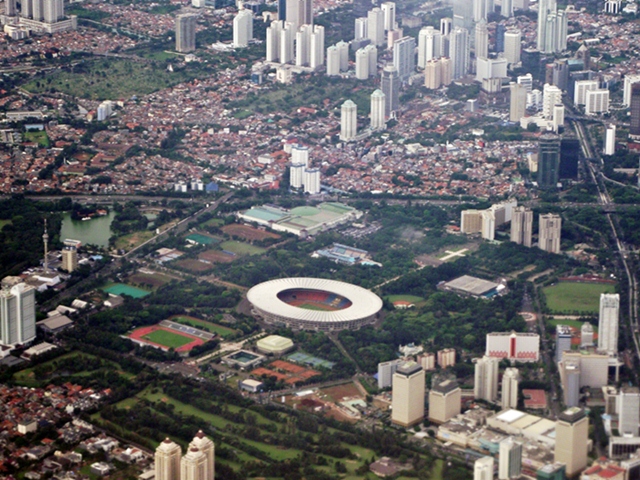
{"left": 573, "top": 119, "right": 640, "bottom": 382}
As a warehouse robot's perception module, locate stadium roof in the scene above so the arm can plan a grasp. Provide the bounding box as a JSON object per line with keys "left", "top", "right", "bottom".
{"left": 247, "top": 277, "right": 383, "bottom": 325}
{"left": 443, "top": 275, "right": 499, "bottom": 296}
{"left": 257, "top": 335, "right": 294, "bottom": 353}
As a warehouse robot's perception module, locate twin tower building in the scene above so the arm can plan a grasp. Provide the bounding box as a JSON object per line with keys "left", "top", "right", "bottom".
{"left": 155, "top": 431, "right": 215, "bottom": 480}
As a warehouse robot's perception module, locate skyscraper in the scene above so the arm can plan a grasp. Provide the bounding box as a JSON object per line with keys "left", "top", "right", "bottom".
{"left": 266, "top": 20, "right": 283, "bottom": 62}
{"left": 367, "top": 8, "right": 385, "bottom": 46}
{"left": 428, "top": 379, "right": 461, "bottom": 424}
{"left": 499, "top": 437, "right": 522, "bottom": 480}
{"left": 509, "top": 82, "right": 527, "bottom": 122}
{"left": 560, "top": 360, "right": 581, "bottom": 407}
{"left": 340, "top": 100, "right": 357, "bottom": 141}
{"left": 355, "top": 47, "right": 370, "bottom": 79}
{"left": 309, "top": 25, "right": 324, "bottom": 69}
{"left": 440, "top": 17, "right": 452, "bottom": 36}
{"left": 510, "top": 206, "right": 532, "bottom": 247}
{"left": 501, "top": 368, "right": 520, "bottom": 410}
{"left": 555, "top": 325, "right": 572, "bottom": 362}
{"left": 502, "top": 0, "right": 514, "bottom": 16}
{"left": 381, "top": 64, "right": 399, "bottom": 117}
{"left": 453, "top": 0, "right": 474, "bottom": 32}
{"left": 176, "top": 14, "right": 197, "bottom": 53}
{"left": 290, "top": 163, "right": 305, "bottom": 188}
{"left": 285, "top": 0, "right": 312, "bottom": 32}
{"left": 631, "top": 83, "right": 640, "bottom": 137}
{"left": 537, "top": 135, "right": 561, "bottom": 188}
{"left": 617, "top": 387, "right": 640, "bottom": 437}
{"left": 554, "top": 407, "right": 589, "bottom": 477}
{"left": 473, "top": 0, "right": 494, "bottom": 22}
{"left": 598, "top": 293, "right": 620, "bottom": 355}
{"left": 418, "top": 26, "right": 442, "bottom": 68}
{"left": 474, "top": 456, "right": 494, "bottom": 480}
{"left": 279, "top": 22, "right": 295, "bottom": 64}
{"left": 233, "top": 9, "right": 253, "bottom": 48}
{"left": 450, "top": 27, "right": 470, "bottom": 80}
{"left": 43, "top": 0, "right": 63, "bottom": 23}
{"left": 542, "top": 83, "right": 562, "bottom": 119}
{"left": 5, "top": 0, "right": 16, "bottom": 17}
{"left": 474, "top": 355, "right": 499, "bottom": 402}
{"left": 181, "top": 447, "right": 208, "bottom": 480}
{"left": 539, "top": 213, "right": 562, "bottom": 254}
{"left": 474, "top": 19, "right": 488, "bottom": 59}
{"left": 623, "top": 74, "right": 640, "bottom": 107}
{"left": 370, "top": 89, "right": 386, "bottom": 130}
{"left": 581, "top": 322, "right": 594, "bottom": 347}
{"left": 61, "top": 239, "right": 79, "bottom": 273}
{"left": 604, "top": 124, "right": 616, "bottom": 155}
{"left": 393, "top": 36, "right": 416, "bottom": 81}
{"left": 326, "top": 45, "right": 339, "bottom": 75}
{"left": 381, "top": 1, "right": 395, "bottom": 31}
{"left": 391, "top": 361, "right": 425, "bottom": 427}
{"left": 504, "top": 29, "right": 521, "bottom": 65}
{"left": 0, "top": 278, "right": 36, "bottom": 347}
{"left": 354, "top": 16, "right": 367, "bottom": 40}
{"left": 155, "top": 438, "right": 182, "bottom": 480}
{"left": 295, "top": 25, "right": 311, "bottom": 66}
{"left": 304, "top": 168, "right": 320, "bottom": 194}
{"left": 189, "top": 431, "right": 214, "bottom": 480}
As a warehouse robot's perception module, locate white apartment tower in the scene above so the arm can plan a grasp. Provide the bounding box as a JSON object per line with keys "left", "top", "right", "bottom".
{"left": 280, "top": 22, "right": 295, "bottom": 64}
{"left": 354, "top": 16, "right": 367, "bottom": 40}
{"left": 355, "top": 45, "right": 377, "bottom": 79}
{"left": 604, "top": 124, "right": 616, "bottom": 155}
{"left": 475, "top": 19, "right": 489, "bottom": 59}
{"left": 326, "top": 45, "right": 340, "bottom": 75}
{"left": 310, "top": 25, "right": 325, "bottom": 69}
{"left": 617, "top": 387, "right": 640, "bottom": 437}
{"left": 499, "top": 437, "right": 522, "bottom": 480}
{"left": 176, "top": 14, "right": 197, "bottom": 53}
{"left": 598, "top": 293, "right": 620, "bottom": 355}
{"left": 266, "top": 20, "right": 282, "bottom": 62}
{"left": 543, "top": 83, "right": 562, "bottom": 119}
{"left": 370, "top": 89, "right": 386, "bottom": 130}
{"left": 501, "top": 367, "right": 520, "bottom": 410}
{"left": 585, "top": 89, "right": 610, "bottom": 115}
{"left": 43, "top": 0, "right": 63, "bottom": 23}
{"left": 381, "top": 1, "right": 396, "bottom": 30}
{"left": 509, "top": 82, "right": 527, "bottom": 123}
{"left": 233, "top": 9, "right": 253, "bottom": 48}
{"left": 393, "top": 36, "right": 416, "bottom": 81}
{"left": 0, "top": 278, "right": 36, "bottom": 347}
{"left": 340, "top": 99, "right": 357, "bottom": 141}
{"left": 189, "top": 431, "right": 214, "bottom": 480}
{"left": 391, "top": 361, "right": 425, "bottom": 427}
{"left": 181, "top": 448, "right": 208, "bottom": 480}
{"left": 623, "top": 74, "right": 640, "bottom": 107}
{"left": 538, "top": 213, "right": 561, "bottom": 254}
{"left": 574, "top": 79, "right": 598, "bottom": 105}
{"left": 304, "top": 168, "right": 320, "bottom": 194}
{"left": 504, "top": 29, "right": 521, "bottom": 65}
{"left": 290, "top": 163, "right": 305, "bottom": 189}
{"left": 296, "top": 24, "right": 312, "bottom": 66}
{"left": 418, "top": 26, "right": 442, "bottom": 68}
{"left": 474, "top": 355, "right": 499, "bottom": 402}
{"left": 155, "top": 438, "right": 182, "bottom": 480}
{"left": 367, "top": 8, "right": 385, "bottom": 46}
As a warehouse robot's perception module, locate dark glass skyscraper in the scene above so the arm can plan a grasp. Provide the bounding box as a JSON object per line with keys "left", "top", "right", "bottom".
{"left": 631, "top": 83, "right": 640, "bottom": 137}
{"left": 538, "top": 135, "right": 561, "bottom": 188}
{"left": 381, "top": 64, "right": 400, "bottom": 118}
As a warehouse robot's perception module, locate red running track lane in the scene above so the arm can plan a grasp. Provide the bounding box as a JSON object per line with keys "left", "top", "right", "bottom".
{"left": 128, "top": 325, "right": 205, "bottom": 352}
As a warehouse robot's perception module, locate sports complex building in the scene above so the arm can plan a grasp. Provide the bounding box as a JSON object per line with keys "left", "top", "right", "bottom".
{"left": 238, "top": 202, "right": 362, "bottom": 237}
{"left": 246, "top": 277, "right": 383, "bottom": 331}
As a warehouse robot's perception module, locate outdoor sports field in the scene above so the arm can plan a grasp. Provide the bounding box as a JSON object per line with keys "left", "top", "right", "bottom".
{"left": 128, "top": 325, "right": 204, "bottom": 352}
{"left": 542, "top": 282, "right": 616, "bottom": 314}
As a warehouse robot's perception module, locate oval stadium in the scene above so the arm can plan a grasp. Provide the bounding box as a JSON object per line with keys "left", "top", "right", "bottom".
{"left": 247, "top": 277, "right": 383, "bottom": 331}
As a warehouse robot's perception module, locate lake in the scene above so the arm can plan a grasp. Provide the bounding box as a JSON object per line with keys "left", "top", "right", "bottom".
{"left": 60, "top": 211, "right": 116, "bottom": 248}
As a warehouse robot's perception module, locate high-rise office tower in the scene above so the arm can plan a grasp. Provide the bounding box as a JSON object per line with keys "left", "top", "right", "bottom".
{"left": 617, "top": 387, "right": 640, "bottom": 437}
{"left": 340, "top": 100, "right": 357, "bottom": 141}
{"left": 233, "top": 9, "right": 253, "bottom": 48}
{"left": 504, "top": 29, "right": 521, "bottom": 65}
{"left": 418, "top": 26, "right": 442, "bottom": 68}
{"left": 537, "top": 0, "right": 555, "bottom": 52}
{"left": 381, "top": 64, "right": 399, "bottom": 117}
{"left": 502, "top": 0, "right": 514, "bottom": 16}
{"left": 474, "top": 355, "right": 499, "bottom": 402}
{"left": 43, "top": 0, "right": 63, "bottom": 23}
{"left": 428, "top": 379, "right": 461, "bottom": 424}
{"left": 573, "top": 79, "right": 598, "bottom": 105}
{"left": 370, "top": 89, "right": 386, "bottom": 130}
{"left": 176, "top": 14, "right": 197, "bottom": 53}
{"left": 189, "top": 431, "right": 214, "bottom": 480}
{"left": 474, "top": 19, "right": 488, "bottom": 59}
{"left": 367, "top": 8, "right": 385, "bottom": 46}
{"left": 473, "top": 0, "right": 494, "bottom": 21}
{"left": 598, "top": 293, "right": 620, "bottom": 355}
{"left": 381, "top": 1, "right": 395, "bottom": 31}
{"left": 631, "top": 83, "right": 640, "bottom": 137}
{"left": 61, "top": 240, "right": 79, "bottom": 273}
{"left": 393, "top": 36, "right": 416, "bottom": 81}
{"left": 326, "top": 45, "right": 340, "bottom": 75}
{"left": 581, "top": 322, "right": 594, "bottom": 347}
{"left": 560, "top": 360, "right": 580, "bottom": 407}
{"left": 450, "top": 27, "right": 469, "bottom": 80}
{"left": 453, "top": 0, "right": 474, "bottom": 31}
{"left": 155, "top": 438, "right": 182, "bottom": 480}
{"left": 309, "top": 25, "right": 324, "bottom": 69}
{"left": 474, "top": 456, "right": 494, "bottom": 480}
{"left": 555, "top": 407, "right": 589, "bottom": 477}
{"left": 5, "top": 0, "right": 16, "bottom": 16}
{"left": 539, "top": 213, "right": 562, "bottom": 254}
{"left": 510, "top": 206, "right": 533, "bottom": 246}
{"left": 537, "top": 135, "right": 561, "bottom": 188}
{"left": 509, "top": 82, "right": 526, "bottom": 123}
{"left": 623, "top": 74, "right": 640, "bottom": 107}
{"left": 495, "top": 23, "right": 506, "bottom": 51}
{"left": 0, "top": 278, "right": 36, "bottom": 347}
{"left": 555, "top": 325, "right": 572, "bottom": 362}
{"left": 604, "top": 124, "right": 616, "bottom": 155}
{"left": 181, "top": 447, "right": 208, "bottom": 480}
{"left": 501, "top": 368, "right": 520, "bottom": 410}
{"left": 354, "top": 16, "right": 367, "bottom": 40}
{"left": 286, "top": 0, "right": 312, "bottom": 32}
{"left": 585, "top": 89, "right": 610, "bottom": 115}
{"left": 277, "top": 0, "right": 286, "bottom": 20}
{"left": 440, "top": 17, "right": 452, "bottom": 36}
{"left": 304, "top": 168, "right": 320, "bottom": 194}
{"left": 391, "top": 361, "right": 425, "bottom": 427}
{"left": 542, "top": 83, "right": 562, "bottom": 119}
{"left": 499, "top": 437, "right": 522, "bottom": 480}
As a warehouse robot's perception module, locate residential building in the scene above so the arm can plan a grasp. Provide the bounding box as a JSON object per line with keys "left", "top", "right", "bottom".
{"left": 598, "top": 293, "right": 620, "bottom": 355}
{"left": 340, "top": 100, "right": 357, "bottom": 141}
{"left": 503, "top": 29, "right": 521, "bottom": 65}
{"left": 370, "top": 89, "right": 386, "bottom": 130}
{"left": 438, "top": 348, "right": 456, "bottom": 368}
{"left": 501, "top": 368, "right": 520, "bottom": 410}
{"left": 475, "top": 355, "right": 499, "bottom": 402}
{"left": 539, "top": 213, "right": 562, "bottom": 253}
{"left": 326, "top": 45, "right": 340, "bottom": 75}
{"left": 181, "top": 447, "right": 208, "bottom": 480}
{"left": 474, "top": 456, "right": 495, "bottom": 480}
{"left": 617, "top": 387, "right": 640, "bottom": 437}
{"left": 542, "top": 83, "right": 562, "bottom": 119}
{"left": 391, "top": 361, "right": 425, "bottom": 427}
{"left": 189, "top": 431, "right": 215, "bottom": 480}
{"left": 155, "top": 438, "right": 182, "bottom": 480}
{"left": 499, "top": 437, "right": 522, "bottom": 479}
{"left": 393, "top": 36, "right": 416, "bottom": 81}
{"left": 604, "top": 124, "right": 616, "bottom": 155}
{"left": 285, "top": 0, "right": 312, "bottom": 32}
{"left": 574, "top": 79, "right": 598, "bottom": 105}
{"left": 367, "top": 7, "right": 385, "bottom": 46}
{"left": 510, "top": 206, "right": 532, "bottom": 246}
{"left": 0, "top": 278, "right": 36, "bottom": 347}
{"left": 233, "top": 9, "right": 253, "bottom": 47}
{"left": 585, "top": 89, "right": 610, "bottom": 115}
{"left": 381, "top": 1, "right": 396, "bottom": 30}
{"left": 176, "top": 14, "right": 197, "bottom": 53}
{"left": 354, "top": 16, "right": 367, "bottom": 40}
{"left": 418, "top": 26, "right": 442, "bottom": 68}
{"left": 304, "top": 168, "right": 320, "bottom": 194}
{"left": 378, "top": 359, "right": 402, "bottom": 388}
{"left": 475, "top": 20, "right": 489, "bottom": 59}
{"left": 61, "top": 239, "right": 79, "bottom": 273}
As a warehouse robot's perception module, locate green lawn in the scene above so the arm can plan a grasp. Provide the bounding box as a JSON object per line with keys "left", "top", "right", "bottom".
{"left": 547, "top": 318, "right": 598, "bottom": 331}
{"left": 542, "top": 282, "right": 616, "bottom": 314}
{"left": 220, "top": 240, "right": 266, "bottom": 256}
{"left": 298, "top": 303, "right": 334, "bottom": 311}
{"left": 24, "top": 130, "right": 50, "bottom": 147}
{"left": 386, "top": 294, "right": 425, "bottom": 303}
{"left": 170, "top": 315, "right": 238, "bottom": 338}
{"left": 142, "top": 329, "right": 194, "bottom": 349}
{"left": 202, "top": 218, "right": 224, "bottom": 227}
{"left": 13, "top": 352, "right": 84, "bottom": 386}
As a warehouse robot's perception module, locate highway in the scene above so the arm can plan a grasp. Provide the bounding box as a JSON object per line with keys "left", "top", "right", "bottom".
{"left": 573, "top": 119, "right": 640, "bottom": 382}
